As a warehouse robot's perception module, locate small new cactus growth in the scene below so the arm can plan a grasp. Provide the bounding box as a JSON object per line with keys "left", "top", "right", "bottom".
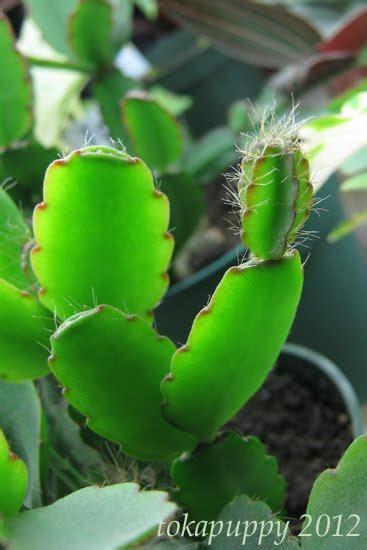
{"left": 237, "top": 109, "right": 313, "bottom": 260}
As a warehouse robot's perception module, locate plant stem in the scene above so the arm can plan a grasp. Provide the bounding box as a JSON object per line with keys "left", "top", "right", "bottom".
{"left": 26, "top": 55, "right": 91, "bottom": 74}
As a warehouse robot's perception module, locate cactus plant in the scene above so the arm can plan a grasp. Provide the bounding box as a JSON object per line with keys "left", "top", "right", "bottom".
{"left": 1, "top": 107, "right": 367, "bottom": 547}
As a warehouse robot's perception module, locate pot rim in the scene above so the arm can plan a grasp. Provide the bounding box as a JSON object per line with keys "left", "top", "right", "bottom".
{"left": 282, "top": 342, "right": 364, "bottom": 438}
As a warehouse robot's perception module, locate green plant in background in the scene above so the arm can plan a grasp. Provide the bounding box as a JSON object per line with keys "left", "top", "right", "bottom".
{"left": 0, "top": 3, "right": 204, "bottom": 257}
{"left": 1, "top": 115, "right": 365, "bottom": 547}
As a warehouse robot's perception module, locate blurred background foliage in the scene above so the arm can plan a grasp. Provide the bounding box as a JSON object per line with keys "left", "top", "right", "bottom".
{"left": 2, "top": 0, "right": 367, "bottom": 249}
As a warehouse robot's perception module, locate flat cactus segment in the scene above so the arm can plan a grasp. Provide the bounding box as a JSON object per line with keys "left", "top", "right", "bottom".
{"left": 0, "top": 188, "right": 30, "bottom": 289}
{"left": 303, "top": 436, "right": 367, "bottom": 548}
{"left": 93, "top": 68, "right": 134, "bottom": 144}
{"left": 49, "top": 305, "right": 196, "bottom": 460}
{"left": 0, "top": 278, "right": 53, "bottom": 381}
{"left": 209, "top": 495, "right": 298, "bottom": 549}
{"left": 172, "top": 432, "right": 285, "bottom": 522}
{"left": 122, "top": 92, "right": 184, "bottom": 171}
{"left": 0, "top": 430, "right": 28, "bottom": 517}
{"left": 5, "top": 483, "right": 177, "bottom": 550}
{"left": 31, "top": 146, "right": 173, "bottom": 320}
{"left": 68, "top": 0, "right": 114, "bottom": 67}
{"left": 240, "top": 147, "right": 312, "bottom": 260}
{"left": 0, "top": 15, "right": 32, "bottom": 148}
{"left": 161, "top": 251, "right": 303, "bottom": 442}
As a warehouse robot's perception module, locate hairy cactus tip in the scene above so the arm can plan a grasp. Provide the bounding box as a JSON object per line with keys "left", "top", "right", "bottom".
{"left": 228, "top": 105, "right": 314, "bottom": 261}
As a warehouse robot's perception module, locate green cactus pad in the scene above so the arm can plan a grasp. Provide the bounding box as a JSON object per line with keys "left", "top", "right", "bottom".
{"left": 49, "top": 305, "right": 196, "bottom": 460}
{"left": 240, "top": 147, "right": 312, "bottom": 260}
{"left": 209, "top": 495, "right": 298, "bottom": 549}
{"left": 122, "top": 92, "right": 183, "bottom": 171}
{"left": 0, "top": 430, "right": 28, "bottom": 517}
{"left": 0, "top": 15, "right": 32, "bottom": 148}
{"left": 0, "top": 278, "right": 53, "bottom": 381}
{"left": 0, "top": 188, "right": 31, "bottom": 289}
{"left": 68, "top": 0, "right": 114, "bottom": 67}
{"left": 303, "top": 436, "right": 367, "bottom": 548}
{"left": 161, "top": 251, "right": 303, "bottom": 442}
{"left": 4, "top": 483, "right": 176, "bottom": 550}
{"left": 31, "top": 146, "right": 173, "bottom": 320}
{"left": 172, "top": 432, "right": 285, "bottom": 522}
{"left": 93, "top": 68, "right": 134, "bottom": 144}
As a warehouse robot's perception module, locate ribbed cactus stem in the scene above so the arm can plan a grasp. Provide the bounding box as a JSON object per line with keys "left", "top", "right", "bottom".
{"left": 239, "top": 142, "right": 313, "bottom": 260}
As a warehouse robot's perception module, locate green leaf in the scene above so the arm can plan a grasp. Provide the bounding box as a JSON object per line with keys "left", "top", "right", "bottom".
{"left": 50, "top": 305, "right": 196, "bottom": 460}
{"left": 0, "top": 143, "right": 59, "bottom": 205}
{"left": 341, "top": 146, "right": 367, "bottom": 176}
{"left": 0, "top": 278, "right": 53, "bottom": 381}
{"left": 149, "top": 85, "right": 193, "bottom": 117}
{"left": 68, "top": 0, "right": 114, "bottom": 67}
{"left": 0, "top": 15, "right": 32, "bottom": 148}
{"left": 24, "top": 0, "right": 78, "bottom": 56}
{"left": 109, "top": 0, "right": 134, "bottom": 50}
{"left": 31, "top": 146, "right": 174, "bottom": 320}
{"left": 93, "top": 68, "right": 135, "bottom": 144}
{"left": 0, "top": 188, "right": 31, "bottom": 289}
{"left": 135, "top": 0, "right": 158, "bottom": 20}
{"left": 172, "top": 432, "right": 285, "bottom": 523}
{"left": 340, "top": 172, "right": 367, "bottom": 192}
{"left": 0, "top": 430, "right": 28, "bottom": 517}
{"left": 161, "top": 251, "right": 303, "bottom": 442}
{"left": 145, "top": 542, "right": 198, "bottom": 549}
{"left": 327, "top": 210, "right": 367, "bottom": 243}
{"left": 228, "top": 100, "right": 250, "bottom": 134}
{"left": 4, "top": 483, "right": 177, "bottom": 550}
{"left": 0, "top": 379, "right": 42, "bottom": 508}
{"left": 303, "top": 436, "right": 367, "bottom": 548}
{"left": 159, "top": 0, "right": 320, "bottom": 69}
{"left": 329, "top": 78, "right": 367, "bottom": 114}
{"left": 159, "top": 172, "right": 203, "bottom": 254}
{"left": 206, "top": 494, "right": 299, "bottom": 549}
{"left": 122, "top": 92, "right": 184, "bottom": 171}
{"left": 302, "top": 113, "right": 367, "bottom": 190}
{"left": 185, "top": 127, "right": 237, "bottom": 186}
{"left": 39, "top": 377, "right": 102, "bottom": 472}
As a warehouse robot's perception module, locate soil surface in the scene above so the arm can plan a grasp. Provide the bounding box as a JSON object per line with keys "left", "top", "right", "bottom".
{"left": 227, "top": 351, "right": 354, "bottom": 533}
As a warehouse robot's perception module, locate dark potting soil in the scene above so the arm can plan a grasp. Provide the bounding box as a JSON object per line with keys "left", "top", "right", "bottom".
{"left": 226, "top": 352, "right": 354, "bottom": 532}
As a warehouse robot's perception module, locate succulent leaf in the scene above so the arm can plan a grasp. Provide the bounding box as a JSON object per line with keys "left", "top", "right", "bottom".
{"left": 0, "top": 380, "right": 42, "bottom": 508}
{"left": 207, "top": 494, "right": 299, "bottom": 549}
{"left": 161, "top": 251, "right": 303, "bottom": 442}
{"left": 24, "top": 0, "right": 77, "bottom": 56}
{"left": 0, "top": 188, "right": 31, "bottom": 289}
{"left": 0, "top": 278, "right": 53, "bottom": 381}
{"left": 49, "top": 305, "right": 196, "bottom": 460}
{"left": 303, "top": 436, "right": 367, "bottom": 548}
{"left": 172, "top": 432, "right": 285, "bottom": 523}
{"left": 122, "top": 92, "right": 184, "bottom": 171}
{"left": 31, "top": 146, "right": 173, "bottom": 320}
{"left": 0, "top": 15, "right": 32, "bottom": 148}
{"left": 4, "top": 483, "right": 176, "bottom": 549}
{"left": 0, "top": 430, "right": 28, "bottom": 517}
{"left": 68, "top": 0, "right": 114, "bottom": 67}
{"left": 93, "top": 68, "right": 135, "bottom": 144}
{"left": 240, "top": 147, "right": 312, "bottom": 260}
{"left": 160, "top": 172, "right": 203, "bottom": 255}
{"left": 0, "top": 143, "right": 59, "bottom": 205}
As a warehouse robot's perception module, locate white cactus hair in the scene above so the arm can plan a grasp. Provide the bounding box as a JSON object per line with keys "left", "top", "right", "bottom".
{"left": 239, "top": 99, "right": 309, "bottom": 163}
{"left": 224, "top": 99, "right": 320, "bottom": 248}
